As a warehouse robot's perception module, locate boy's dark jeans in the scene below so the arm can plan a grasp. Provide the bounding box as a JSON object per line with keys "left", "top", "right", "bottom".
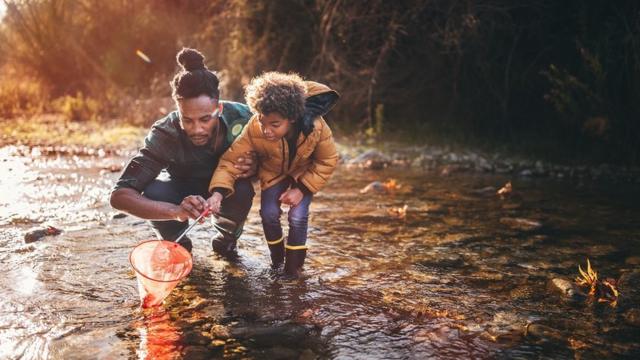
{"left": 142, "top": 177, "right": 254, "bottom": 251}
{"left": 260, "top": 179, "right": 313, "bottom": 247}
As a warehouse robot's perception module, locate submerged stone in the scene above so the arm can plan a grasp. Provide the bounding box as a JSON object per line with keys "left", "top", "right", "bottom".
{"left": 229, "top": 323, "right": 312, "bottom": 347}
{"left": 499, "top": 217, "right": 543, "bottom": 231}
{"left": 24, "top": 226, "right": 62, "bottom": 243}
{"left": 525, "top": 323, "right": 566, "bottom": 343}
{"left": 618, "top": 270, "right": 640, "bottom": 309}
{"left": 547, "top": 278, "right": 586, "bottom": 301}
{"left": 182, "top": 345, "right": 212, "bottom": 360}
{"left": 624, "top": 256, "right": 640, "bottom": 266}
{"left": 182, "top": 330, "right": 212, "bottom": 346}
{"left": 210, "top": 324, "right": 230, "bottom": 339}
{"left": 623, "top": 309, "right": 640, "bottom": 327}
{"left": 112, "top": 212, "right": 128, "bottom": 219}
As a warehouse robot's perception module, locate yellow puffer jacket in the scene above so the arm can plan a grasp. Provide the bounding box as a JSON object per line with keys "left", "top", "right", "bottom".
{"left": 209, "top": 81, "right": 339, "bottom": 196}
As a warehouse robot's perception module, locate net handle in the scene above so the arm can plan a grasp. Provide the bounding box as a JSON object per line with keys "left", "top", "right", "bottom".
{"left": 174, "top": 208, "right": 211, "bottom": 243}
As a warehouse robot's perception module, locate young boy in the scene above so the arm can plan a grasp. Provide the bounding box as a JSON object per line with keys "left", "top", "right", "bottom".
{"left": 207, "top": 72, "right": 339, "bottom": 277}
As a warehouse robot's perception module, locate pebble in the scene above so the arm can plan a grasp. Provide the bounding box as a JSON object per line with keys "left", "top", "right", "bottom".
{"left": 24, "top": 226, "right": 62, "bottom": 243}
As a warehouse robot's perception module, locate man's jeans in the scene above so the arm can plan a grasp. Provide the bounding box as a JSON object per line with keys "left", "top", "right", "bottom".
{"left": 142, "top": 177, "right": 254, "bottom": 250}
{"left": 259, "top": 180, "right": 313, "bottom": 247}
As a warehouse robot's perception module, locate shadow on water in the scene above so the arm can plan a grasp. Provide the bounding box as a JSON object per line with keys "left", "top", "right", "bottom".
{"left": 1, "top": 145, "right": 640, "bottom": 359}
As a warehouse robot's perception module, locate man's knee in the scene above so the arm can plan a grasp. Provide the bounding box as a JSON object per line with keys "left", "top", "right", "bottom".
{"left": 142, "top": 179, "right": 182, "bottom": 204}
{"left": 233, "top": 178, "right": 256, "bottom": 200}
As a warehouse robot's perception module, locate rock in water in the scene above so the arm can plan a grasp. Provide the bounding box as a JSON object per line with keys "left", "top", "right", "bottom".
{"left": 112, "top": 212, "right": 128, "bottom": 219}
{"left": 618, "top": 270, "right": 640, "bottom": 310}
{"left": 360, "top": 181, "right": 385, "bottom": 194}
{"left": 525, "top": 323, "right": 566, "bottom": 343}
{"left": 24, "top": 226, "right": 62, "bottom": 243}
{"left": 348, "top": 150, "right": 391, "bottom": 169}
{"left": 623, "top": 309, "right": 640, "bottom": 327}
{"left": 547, "top": 278, "right": 586, "bottom": 301}
{"left": 500, "top": 217, "right": 543, "bottom": 231}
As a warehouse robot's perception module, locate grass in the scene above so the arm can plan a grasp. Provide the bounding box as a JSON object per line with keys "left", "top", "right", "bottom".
{"left": 0, "top": 114, "right": 146, "bottom": 150}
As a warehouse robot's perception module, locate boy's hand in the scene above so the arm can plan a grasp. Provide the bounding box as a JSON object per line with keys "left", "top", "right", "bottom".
{"left": 206, "top": 192, "right": 224, "bottom": 215}
{"left": 279, "top": 188, "right": 303, "bottom": 207}
{"left": 235, "top": 151, "right": 258, "bottom": 178}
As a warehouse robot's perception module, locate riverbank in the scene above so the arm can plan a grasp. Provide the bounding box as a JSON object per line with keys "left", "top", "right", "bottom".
{"left": 2, "top": 116, "right": 638, "bottom": 184}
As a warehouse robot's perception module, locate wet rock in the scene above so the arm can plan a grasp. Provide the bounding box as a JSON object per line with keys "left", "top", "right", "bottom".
{"left": 260, "top": 346, "right": 298, "bottom": 359}
{"left": 209, "top": 339, "right": 226, "bottom": 348}
{"left": 348, "top": 150, "right": 391, "bottom": 169}
{"left": 24, "top": 226, "right": 62, "bottom": 243}
{"left": 471, "top": 186, "right": 497, "bottom": 196}
{"left": 509, "top": 286, "right": 537, "bottom": 301}
{"left": 229, "top": 323, "right": 311, "bottom": 347}
{"left": 183, "top": 330, "right": 212, "bottom": 346}
{"left": 210, "top": 324, "right": 230, "bottom": 339}
{"left": 418, "top": 253, "right": 464, "bottom": 268}
{"left": 623, "top": 309, "right": 640, "bottom": 327}
{"left": 519, "top": 169, "right": 533, "bottom": 177}
{"left": 101, "top": 164, "right": 123, "bottom": 173}
{"left": 470, "top": 270, "right": 504, "bottom": 282}
{"left": 359, "top": 181, "right": 385, "bottom": 194}
{"left": 182, "top": 345, "right": 212, "bottom": 360}
{"left": 617, "top": 270, "right": 640, "bottom": 309}
{"left": 624, "top": 256, "right": 640, "bottom": 266}
{"left": 299, "top": 349, "right": 318, "bottom": 360}
{"left": 525, "top": 323, "right": 566, "bottom": 343}
{"left": 499, "top": 217, "right": 542, "bottom": 231}
{"left": 439, "top": 164, "right": 461, "bottom": 176}
{"left": 547, "top": 278, "right": 586, "bottom": 301}
{"left": 485, "top": 311, "right": 526, "bottom": 343}
{"left": 585, "top": 244, "right": 617, "bottom": 257}
{"left": 112, "top": 212, "right": 128, "bottom": 219}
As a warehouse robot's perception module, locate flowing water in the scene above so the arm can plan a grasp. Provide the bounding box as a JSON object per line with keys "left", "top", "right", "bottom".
{"left": 1, "top": 145, "right": 639, "bottom": 359}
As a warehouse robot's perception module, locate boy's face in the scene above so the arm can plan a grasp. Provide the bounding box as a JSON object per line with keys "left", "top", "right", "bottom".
{"left": 258, "top": 112, "right": 294, "bottom": 141}
{"left": 177, "top": 95, "right": 222, "bottom": 146}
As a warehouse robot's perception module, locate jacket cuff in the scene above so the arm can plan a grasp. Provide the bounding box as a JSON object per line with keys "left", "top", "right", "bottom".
{"left": 292, "top": 180, "right": 312, "bottom": 195}
{"left": 212, "top": 187, "right": 231, "bottom": 198}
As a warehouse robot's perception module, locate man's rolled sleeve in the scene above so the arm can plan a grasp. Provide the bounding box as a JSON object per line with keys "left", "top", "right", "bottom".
{"left": 112, "top": 127, "right": 172, "bottom": 193}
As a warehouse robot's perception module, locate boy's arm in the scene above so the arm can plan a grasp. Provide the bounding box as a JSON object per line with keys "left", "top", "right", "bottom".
{"left": 208, "top": 123, "right": 256, "bottom": 197}
{"left": 296, "top": 123, "right": 339, "bottom": 194}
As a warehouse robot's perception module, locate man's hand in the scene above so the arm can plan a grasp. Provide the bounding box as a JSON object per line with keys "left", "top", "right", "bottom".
{"left": 206, "top": 192, "right": 224, "bottom": 215}
{"left": 235, "top": 151, "right": 258, "bottom": 178}
{"left": 279, "top": 188, "right": 304, "bottom": 207}
{"left": 175, "top": 195, "right": 210, "bottom": 222}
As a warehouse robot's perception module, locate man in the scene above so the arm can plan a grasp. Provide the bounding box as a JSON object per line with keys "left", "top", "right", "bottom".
{"left": 110, "top": 48, "right": 255, "bottom": 255}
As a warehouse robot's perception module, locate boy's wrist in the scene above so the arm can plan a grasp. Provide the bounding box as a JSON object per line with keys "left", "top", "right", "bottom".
{"left": 211, "top": 187, "right": 230, "bottom": 198}
{"left": 291, "top": 180, "right": 311, "bottom": 195}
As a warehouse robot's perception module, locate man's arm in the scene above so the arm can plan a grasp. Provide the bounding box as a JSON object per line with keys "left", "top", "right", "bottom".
{"left": 109, "top": 122, "right": 210, "bottom": 221}
{"left": 110, "top": 188, "right": 207, "bottom": 222}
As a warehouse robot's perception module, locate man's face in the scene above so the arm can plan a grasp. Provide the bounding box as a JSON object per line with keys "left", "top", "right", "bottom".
{"left": 258, "top": 112, "right": 293, "bottom": 141}
{"left": 177, "top": 95, "right": 221, "bottom": 146}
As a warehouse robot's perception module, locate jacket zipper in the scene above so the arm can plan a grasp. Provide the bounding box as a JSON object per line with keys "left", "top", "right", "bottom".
{"left": 267, "top": 138, "right": 287, "bottom": 183}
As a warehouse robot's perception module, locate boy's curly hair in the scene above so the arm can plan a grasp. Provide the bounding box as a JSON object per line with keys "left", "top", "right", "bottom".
{"left": 245, "top": 72, "right": 306, "bottom": 122}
